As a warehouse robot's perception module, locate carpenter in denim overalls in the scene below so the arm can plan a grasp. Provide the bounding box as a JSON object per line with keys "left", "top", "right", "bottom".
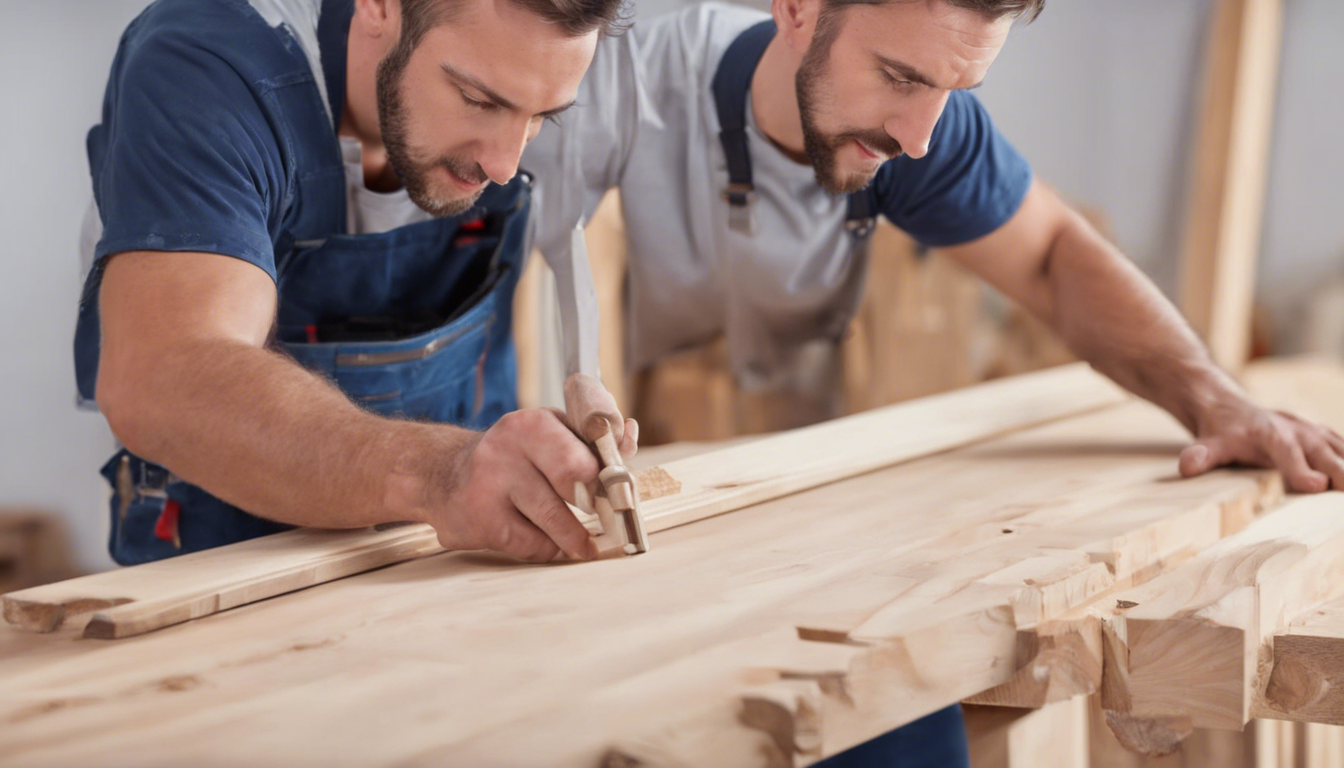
{"left": 75, "top": 0, "right": 528, "bottom": 565}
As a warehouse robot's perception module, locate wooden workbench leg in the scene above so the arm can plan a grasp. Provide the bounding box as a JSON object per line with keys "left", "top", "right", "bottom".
{"left": 964, "top": 697, "right": 1088, "bottom": 768}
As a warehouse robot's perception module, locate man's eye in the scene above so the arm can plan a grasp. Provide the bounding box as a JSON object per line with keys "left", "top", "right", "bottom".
{"left": 881, "top": 71, "right": 914, "bottom": 90}
{"left": 461, "top": 91, "right": 497, "bottom": 111}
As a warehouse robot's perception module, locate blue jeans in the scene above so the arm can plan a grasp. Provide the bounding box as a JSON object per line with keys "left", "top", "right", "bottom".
{"left": 816, "top": 705, "right": 969, "bottom": 768}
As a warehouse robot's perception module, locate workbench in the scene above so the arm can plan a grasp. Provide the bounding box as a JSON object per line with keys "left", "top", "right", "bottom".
{"left": 4, "top": 358, "right": 1344, "bottom": 767}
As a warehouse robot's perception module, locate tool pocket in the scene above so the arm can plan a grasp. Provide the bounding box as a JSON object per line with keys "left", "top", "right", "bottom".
{"left": 100, "top": 450, "right": 290, "bottom": 564}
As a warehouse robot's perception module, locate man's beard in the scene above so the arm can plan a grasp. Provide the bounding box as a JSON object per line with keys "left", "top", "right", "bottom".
{"left": 376, "top": 49, "right": 488, "bottom": 217}
{"left": 795, "top": 31, "right": 903, "bottom": 195}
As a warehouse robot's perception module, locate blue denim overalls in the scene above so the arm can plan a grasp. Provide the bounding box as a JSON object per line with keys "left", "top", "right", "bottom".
{"left": 75, "top": 0, "right": 528, "bottom": 565}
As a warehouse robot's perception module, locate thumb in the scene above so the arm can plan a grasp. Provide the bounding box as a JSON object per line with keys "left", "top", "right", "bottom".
{"left": 1179, "top": 438, "right": 1230, "bottom": 478}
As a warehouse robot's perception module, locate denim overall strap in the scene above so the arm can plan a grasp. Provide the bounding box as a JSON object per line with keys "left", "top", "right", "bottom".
{"left": 711, "top": 19, "right": 877, "bottom": 240}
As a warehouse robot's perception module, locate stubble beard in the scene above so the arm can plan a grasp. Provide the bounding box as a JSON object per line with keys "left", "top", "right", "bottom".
{"left": 376, "top": 47, "right": 488, "bottom": 218}
{"left": 795, "top": 26, "right": 903, "bottom": 196}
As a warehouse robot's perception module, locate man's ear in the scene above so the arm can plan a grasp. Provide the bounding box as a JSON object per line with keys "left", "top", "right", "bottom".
{"left": 353, "top": 0, "right": 400, "bottom": 40}
{"left": 771, "top": 0, "right": 822, "bottom": 54}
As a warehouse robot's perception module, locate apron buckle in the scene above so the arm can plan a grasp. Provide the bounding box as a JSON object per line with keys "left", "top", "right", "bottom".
{"left": 722, "top": 183, "right": 757, "bottom": 235}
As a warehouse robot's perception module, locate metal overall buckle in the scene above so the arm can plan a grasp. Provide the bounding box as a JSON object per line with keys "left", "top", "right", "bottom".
{"left": 722, "top": 183, "right": 758, "bottom": 235}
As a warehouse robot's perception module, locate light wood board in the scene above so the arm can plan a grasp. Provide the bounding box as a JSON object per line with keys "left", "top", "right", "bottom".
{"left": 3, "top": 363, "right": 1127, "bottom": 639}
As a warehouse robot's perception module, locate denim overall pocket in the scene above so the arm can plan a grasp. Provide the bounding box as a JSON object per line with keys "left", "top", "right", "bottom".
{"left": 279, "top": 257, "right": 518, "bottom": 427}
{"left": 274, "top": 189, "right": 527, "bottom": 427}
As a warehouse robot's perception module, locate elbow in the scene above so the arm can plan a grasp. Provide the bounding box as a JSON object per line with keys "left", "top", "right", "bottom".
{"left": 95, "top": 358, "right": 162, "bottom": 460}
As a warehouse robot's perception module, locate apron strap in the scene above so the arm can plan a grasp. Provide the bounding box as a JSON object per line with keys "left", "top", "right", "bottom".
{"left": 711, "top": 19, "right": 877, "bottom": 240}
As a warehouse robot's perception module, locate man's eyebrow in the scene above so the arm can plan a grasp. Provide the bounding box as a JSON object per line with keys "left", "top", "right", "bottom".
{"left": 538, "top": 101, "right": 577, "bottom": 120}
{"left": 873, "top": 54, "right": 983, "bottom": 90}
{"left": 440, "top": 63, "right": 577, "bottom": 118}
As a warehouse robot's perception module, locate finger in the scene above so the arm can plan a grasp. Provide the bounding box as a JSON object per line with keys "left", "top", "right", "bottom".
{"left": 619, "top": 418, "right": 639, "bottom": 459}
{"left": 1178, "top": 437, "right": 1233, "bottom": 478}
{"left": 521, "top": 411, "right": 602, "bottom": 500}
{"left": 1325, "top": 429, "right": 1344, "bottom": 458}
{"left": 492, "top": 510, "right": 563, "bottom": 563}
{"left": 1264, "top": 427, "right": 1329, "bottom": 493}
{"left": 510, "top": 464, "right": 598, "bottom": 561}
{"left": 1305, "top": 440, "right": 1344, "bottom": 492}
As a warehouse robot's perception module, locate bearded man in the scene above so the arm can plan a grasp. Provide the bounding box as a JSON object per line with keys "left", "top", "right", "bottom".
{"left": 79, "top": 0, "right": 635, "bottom": 566}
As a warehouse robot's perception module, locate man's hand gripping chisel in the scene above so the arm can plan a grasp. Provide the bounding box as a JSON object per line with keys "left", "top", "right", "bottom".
{"left": 556, "top": 223, "right": 649, "bottom": 557}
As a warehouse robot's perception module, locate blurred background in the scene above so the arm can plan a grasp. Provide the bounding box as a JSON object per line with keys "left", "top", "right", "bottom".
{"left": 1, "top": 0, "right": 1341, "bottom": 575}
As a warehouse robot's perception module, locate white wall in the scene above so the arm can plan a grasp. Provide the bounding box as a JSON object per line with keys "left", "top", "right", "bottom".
{"left": 2, "top": 0, "right": 1340, "bottom": 572}
{"left": 0, "top": 1, "right": 153, "bottom": 573}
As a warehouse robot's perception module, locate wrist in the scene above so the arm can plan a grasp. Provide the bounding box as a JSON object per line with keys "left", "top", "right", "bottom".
{"left": 377, "top": 423, "right": 477, "bottom": 525}
{"left": 1174, "top": 364, "right": 1251, "bottom": 435}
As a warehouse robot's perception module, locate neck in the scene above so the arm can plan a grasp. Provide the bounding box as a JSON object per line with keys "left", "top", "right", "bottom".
{"left": 750, "top": 34, "right": 809, "bottom": 164}
{"left": 341, "top": 23, "right": 401, "bottom": 191}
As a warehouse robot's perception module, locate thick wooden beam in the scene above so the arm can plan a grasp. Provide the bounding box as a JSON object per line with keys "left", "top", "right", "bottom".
{"left": 1258, "top": 596, "right": 1344, "bottom": 725}
{"left": 966, "top": 470, "right": 1281, "bottom": 709}
{"left": 1101, "top": 493, "right": 1344, "bottom": 754}
{"left": 1177, "top": 0, "right": 1284, "bottom": 371}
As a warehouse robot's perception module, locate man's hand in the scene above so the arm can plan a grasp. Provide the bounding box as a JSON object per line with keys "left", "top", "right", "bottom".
{"left": 414, "top": 408, "right": 604, "bottom": 563}
{"left": 1180, "top": 399, "right": 1344, "bottom": 492}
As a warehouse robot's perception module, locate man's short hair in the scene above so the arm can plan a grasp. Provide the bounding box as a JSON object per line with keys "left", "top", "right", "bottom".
{"left": 400, "top": 0, "right": 629, "bottom": 51}
{"left": 397, "top": 0, "right": 628, "bottom": 45}
{"left": 823, "top": 0, "right": 1044, "bottom": 23}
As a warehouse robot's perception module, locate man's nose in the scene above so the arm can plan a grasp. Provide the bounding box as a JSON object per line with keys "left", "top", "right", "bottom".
{"left": 476, "top": 117, "right": 533, "bottom": 185}
{"left": 884, "top": 91, "right": 949, "bottom": 160}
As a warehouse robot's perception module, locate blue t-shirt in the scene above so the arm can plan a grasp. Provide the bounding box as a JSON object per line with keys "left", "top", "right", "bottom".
{"left": 85, "top": 0, "right": 351, "bottom": 280}
{"left": 76, "top": 0, "right": 351, "bottom": 402}
{"left": 872, "top": 89, "right": 1031, "bottom": 248}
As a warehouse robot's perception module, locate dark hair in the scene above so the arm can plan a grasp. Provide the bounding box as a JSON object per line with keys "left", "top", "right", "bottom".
{"left": 399, "top": 0, "right": 628, "bottom": 51}
{"left": 822, "top": 0, "right": 1044, "bottom": 23}
{"left": 807, "top": 0, "right": 1041, "bottom": 71}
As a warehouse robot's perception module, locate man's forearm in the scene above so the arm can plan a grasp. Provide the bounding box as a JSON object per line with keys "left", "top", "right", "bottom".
{"left": 99, "top": 338, "right": 470, "bottom": 529}
{"left": 1044, "top": 218, "right": 1248, "bottom": 433}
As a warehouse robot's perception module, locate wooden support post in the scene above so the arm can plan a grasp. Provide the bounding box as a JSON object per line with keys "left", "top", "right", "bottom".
{"left": 1177, "top": 0, "right": 1284, "bottom": 371}
{"left": 964, "top": 697, "right": 1090, "bottom": 768}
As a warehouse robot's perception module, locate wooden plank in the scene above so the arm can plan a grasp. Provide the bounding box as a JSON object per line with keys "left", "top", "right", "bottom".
{"left": 1177, "top": 0, "right": 1285, "bottom": 371}
{"left": 1, "top": 523, "right": 447, "bottom": 636}
{"left": 2, "top": 362, "right": 1127, "bottom": 639}
{"left": 1101, "top": 493, "right": 1344, "bottom": 753}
